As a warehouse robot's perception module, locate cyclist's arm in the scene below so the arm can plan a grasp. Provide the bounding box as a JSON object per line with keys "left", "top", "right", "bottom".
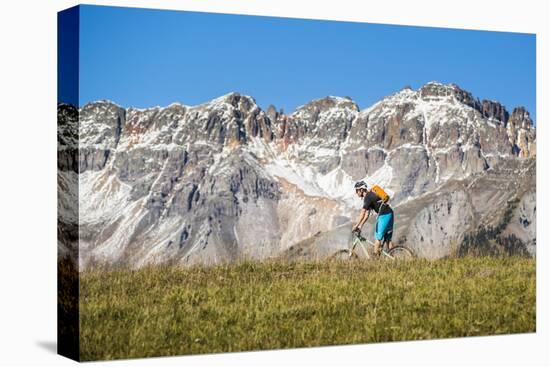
{"left": 359, "top": 208, "right": 370, "bottom": 229}
{"left": 353, "top": 208, "right": 370, "bottom": 230}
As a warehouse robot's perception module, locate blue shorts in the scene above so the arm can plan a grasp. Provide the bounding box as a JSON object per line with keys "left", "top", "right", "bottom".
{"left": 375, "top": 212, "right": 394, "bottom": 242}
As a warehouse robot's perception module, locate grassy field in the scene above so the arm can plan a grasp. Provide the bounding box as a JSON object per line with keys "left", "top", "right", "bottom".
{"left": 79, "top": 257, "right": 535, "bottom": 361}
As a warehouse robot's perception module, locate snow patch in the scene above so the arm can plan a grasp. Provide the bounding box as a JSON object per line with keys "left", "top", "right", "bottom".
{"left": 79, "top": 169, "right": 133, "bottom": 224}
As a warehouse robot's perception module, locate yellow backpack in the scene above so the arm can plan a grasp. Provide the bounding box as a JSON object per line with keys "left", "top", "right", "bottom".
{"left": 370, "top": 185, "right": 390, "bottom": 203}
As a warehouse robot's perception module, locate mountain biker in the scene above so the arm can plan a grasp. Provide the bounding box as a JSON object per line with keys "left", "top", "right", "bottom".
{"left": 352, "top": 180, "right": 394, "bottom": 256}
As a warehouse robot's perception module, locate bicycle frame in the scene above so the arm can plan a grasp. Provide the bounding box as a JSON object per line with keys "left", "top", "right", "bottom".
{"left": 350, "top": 233, "right": 394, "bottom": 260}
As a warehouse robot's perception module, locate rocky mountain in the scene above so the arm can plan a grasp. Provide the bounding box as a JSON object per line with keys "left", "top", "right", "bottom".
{"left": 57, "top": 82, "right": 536, "bottom": 268}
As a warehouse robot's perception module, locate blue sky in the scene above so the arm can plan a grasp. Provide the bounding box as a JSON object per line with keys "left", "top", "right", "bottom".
{"left": 72, "top": 5, "right": 536, "bottom": 120}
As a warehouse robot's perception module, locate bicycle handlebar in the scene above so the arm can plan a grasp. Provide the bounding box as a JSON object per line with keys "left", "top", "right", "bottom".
{"left": 352, "top": 231, "right": 366, "bottom": 241}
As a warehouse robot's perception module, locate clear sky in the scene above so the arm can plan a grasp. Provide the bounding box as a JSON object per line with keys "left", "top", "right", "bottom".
{"left": 72, "top": 5, "right": 536, "bottom": 121}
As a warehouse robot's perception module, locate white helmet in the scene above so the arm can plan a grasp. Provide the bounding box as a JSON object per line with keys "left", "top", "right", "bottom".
{"left": 354, "top": 180, "right": 368, "bottom": 190}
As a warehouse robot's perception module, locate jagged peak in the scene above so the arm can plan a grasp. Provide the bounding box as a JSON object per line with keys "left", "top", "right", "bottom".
{"left": 419, "top": 81, "right": 468, "bottom": 97}
{"left": 509, "top": 106, "right": 534, "bottom": 128}
{"left": 79, "top": 99, "right": 192, "bottom": 114}
{"left": 417, "top": 82, "right": 498, "bottom": 119}
{"left": 480, "top": 99, "right": 509, "bottom": 124}
{"left": 511, "top": 106, "right": 530, "bottom": 115}
{"left": 374, "top": 81, "right": 461, "bottom": 106}
{"left": 424, "top": 80, "right": 446, "bottom": 87}
{"left": 57, "top": 102, "right": 79, "bottom": 113}
{"left": 81, "top": 93, "right": 259, "bottom": 113}
{"left": 421, "top": 80, "right": 464, "bottom": 90}
{"left": 74, "top": 86, "right": 534, "bottom": 130}
{"left": 384, "top": 86, "right": 418, "bottom": 101}
{"left": 81, "top": 99, "right": 124, "bottom": 110}
{"left": 328, "top": 95, "right": 355, "bottom": 103}
{"left": 208, "top": 92, "right": 257, "bottom": 106}
{"left": 293, "top": 95, "right": 360, "bottom": 114}
{"left": 125, "top": 102, "right": 191, "bottom": 114}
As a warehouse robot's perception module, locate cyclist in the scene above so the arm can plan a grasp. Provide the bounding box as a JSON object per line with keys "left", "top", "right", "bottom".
{"left": 352, "top": 180, "right": 394, "bottom": 256}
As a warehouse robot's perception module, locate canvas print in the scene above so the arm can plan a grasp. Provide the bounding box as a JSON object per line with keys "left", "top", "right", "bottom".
{"left": 57, "top": 5, "right": 536, "bottom": 361}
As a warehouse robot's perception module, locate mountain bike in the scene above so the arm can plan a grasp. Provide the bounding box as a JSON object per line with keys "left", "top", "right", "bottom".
{"left": 330, "top": 231, "right": 415, "bottom": 261}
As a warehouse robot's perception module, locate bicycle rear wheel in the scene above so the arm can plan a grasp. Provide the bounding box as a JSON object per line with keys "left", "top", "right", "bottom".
{"left": 385, "top": 246, "right": 415, "bottom": 260}
{"left": 330, "top": 249, "right": 358, "bottom": 261}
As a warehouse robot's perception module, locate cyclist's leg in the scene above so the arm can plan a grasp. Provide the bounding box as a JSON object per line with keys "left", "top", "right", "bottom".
{"left": 385, "top": 213, "right": 394, "bottom": 250}
{"left": 373, "top": 216, "right": 385, "bottom": 256}
{"left": 376, "top": 213, "right": 393, "bottom": 253}
{"left": 373, "top": 240, "right": 382, "bottom": 256}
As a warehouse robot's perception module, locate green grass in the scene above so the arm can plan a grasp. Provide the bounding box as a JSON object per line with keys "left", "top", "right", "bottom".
{"left": 79, "top": 257, "right": 535, "bottom": 361}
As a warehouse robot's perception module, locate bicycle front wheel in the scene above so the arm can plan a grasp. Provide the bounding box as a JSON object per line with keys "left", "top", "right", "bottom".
{"left": 329, "top": 249, "right": 358, "bottom": 261}
{"left": 385, "top": 246, "right": 415, "bottom": 260}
